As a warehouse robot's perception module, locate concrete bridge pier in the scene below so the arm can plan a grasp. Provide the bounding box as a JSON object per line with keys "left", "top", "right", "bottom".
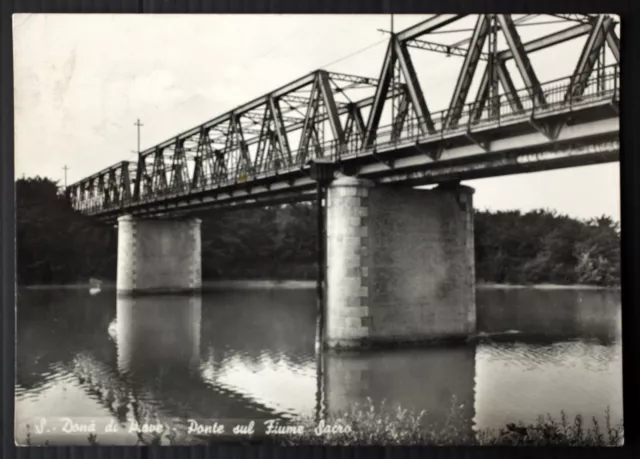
{"left": 116, "top": 215, "right": 202, "bottom": 295}
{"left": 324, "top": 176, "right": 476, "bottom": 349}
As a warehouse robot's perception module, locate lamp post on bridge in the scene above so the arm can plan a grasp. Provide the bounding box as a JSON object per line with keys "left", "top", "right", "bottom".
{"left": 61, "top": 165, "right": 71, "bottom": 200}
{"left": 134, "top": 119, "right": 143, "bottom": 154}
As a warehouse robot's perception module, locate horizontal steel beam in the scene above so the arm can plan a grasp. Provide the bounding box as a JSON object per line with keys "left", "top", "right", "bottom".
{"left": 549, "top": 14, "right": 595, "bottom": 23}
{"left": 377, "top": 28, "right": 489, "bottom": 60}
{"left": 405, "top": 38, "right": 489, "bottom": 59}
{"left": 397, "top": 14, "right": 466, "bottom": 42}
{"left": 281, "top": 95, "right": 312, "bottom": 105}
{"left": 497, "top": 21, "right": 593, "bottom": 60}
{"left": 327, "top": 72, "right": 378, "bottom": 86}
{"left": 449, "top": 14, "right": 538, "bottom": 47}
{"left": 243, "top": 111, "right": 300, "bottom": 124}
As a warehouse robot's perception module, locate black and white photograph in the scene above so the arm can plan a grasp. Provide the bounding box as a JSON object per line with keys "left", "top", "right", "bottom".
{"left": 13, "top": 13, "right": 622, "bottom": 446}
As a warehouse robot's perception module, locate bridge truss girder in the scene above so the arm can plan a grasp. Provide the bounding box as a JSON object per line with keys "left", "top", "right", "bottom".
{"left": 66, "top": 14, "right": 621, "bottom": 216}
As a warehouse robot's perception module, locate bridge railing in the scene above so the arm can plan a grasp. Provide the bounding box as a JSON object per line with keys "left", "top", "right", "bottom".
{"left": 348, "top": 63, "right": 619, "bottom": 158}
{"left": 70, "top": 63, "right": 619, "bottom": 215}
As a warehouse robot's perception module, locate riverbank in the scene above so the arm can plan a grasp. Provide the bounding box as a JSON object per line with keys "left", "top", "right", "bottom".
{"left": 20, "top": 280, "right": 620, "bottom": 291}
{"left": 476, "top": 282, "right": 620, "bottom": 291}
{"left": 20, "top": 280, "right": 312, "bottom": 290}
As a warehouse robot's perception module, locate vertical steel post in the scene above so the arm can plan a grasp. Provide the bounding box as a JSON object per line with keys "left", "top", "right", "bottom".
{"left": 600, "top": 45, "right": 606, "bottom": 92}
{"left": 489, "top": 15, "right": 500, "bottom": 120}
{"left": 391, "top": 14, "right": 395, "bottom": 139}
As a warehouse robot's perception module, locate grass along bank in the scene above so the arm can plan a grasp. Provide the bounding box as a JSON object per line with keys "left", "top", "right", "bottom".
{"left": 281, "top": 398, "right": 623, "bottom": 446}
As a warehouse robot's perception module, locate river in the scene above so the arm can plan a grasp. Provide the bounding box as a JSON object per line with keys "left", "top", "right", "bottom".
{"left": 15, "top": 285, "right": 623, "bottom": 445}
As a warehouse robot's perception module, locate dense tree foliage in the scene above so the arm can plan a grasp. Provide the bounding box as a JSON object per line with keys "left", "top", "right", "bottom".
{"left": 16, "top": 177, "right": 620, "bottom": 286}
{"left": 16, "top": 177, "right": 117, "bottom": 285}
{"left": 475, "top": 210, "right": 620, "bottom": 286}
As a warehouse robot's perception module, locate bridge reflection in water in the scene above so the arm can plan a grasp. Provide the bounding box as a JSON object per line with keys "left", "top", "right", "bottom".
{"left": 115, "top": 291, "right": 477, "bottom": 441}
{"left": 15, "top": 286, "right": 622, "bottom": 445}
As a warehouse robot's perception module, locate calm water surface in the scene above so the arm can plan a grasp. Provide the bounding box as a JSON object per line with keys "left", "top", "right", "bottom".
{"left": 15, "top": 286, "right": 622, "bottom": 445}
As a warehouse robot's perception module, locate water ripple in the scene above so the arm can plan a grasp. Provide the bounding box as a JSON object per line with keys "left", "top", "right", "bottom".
{"left": 15, "top": 287, "right": 623, "bottom": 444}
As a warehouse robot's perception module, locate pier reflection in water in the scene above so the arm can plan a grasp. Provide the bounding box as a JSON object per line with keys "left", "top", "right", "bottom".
{"left": 15, "top": 285, "right": 622, "bottom": 445}
{"left": 116, "top": 295, "right": 202, "bottom": 377}
{"left": 324, "top": 347, "right": 476, "bottom": 437}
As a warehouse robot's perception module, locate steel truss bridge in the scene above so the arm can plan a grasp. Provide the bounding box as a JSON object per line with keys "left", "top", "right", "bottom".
{"left": 67, "top": 14, "right": 620, "bottom": 222}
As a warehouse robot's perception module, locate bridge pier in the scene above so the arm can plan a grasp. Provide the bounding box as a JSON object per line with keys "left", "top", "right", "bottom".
{"left": 325, "top": 177, "right": 476, "bottom": 349}
{"left": 116, "top": 215, "right": 202, "bottom": 295}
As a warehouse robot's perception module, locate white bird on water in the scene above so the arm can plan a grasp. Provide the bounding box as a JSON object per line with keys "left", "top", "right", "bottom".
{"left": 107, "top": 319, "right": 118, "bottom": 341}
{"left": 89, "top": 277, "right": 102, "bottom": 295}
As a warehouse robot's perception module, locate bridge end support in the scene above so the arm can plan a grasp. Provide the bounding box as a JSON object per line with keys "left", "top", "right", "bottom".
{"left": 116, "top": 215, "right": 202, "bottom": 295}
{"left": 325, "top": 178, "right": 476, "bottom": 349}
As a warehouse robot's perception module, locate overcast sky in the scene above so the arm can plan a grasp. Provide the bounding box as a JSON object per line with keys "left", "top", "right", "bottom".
{"left": 12, "top": 14, "right": 620, "bottom": 221}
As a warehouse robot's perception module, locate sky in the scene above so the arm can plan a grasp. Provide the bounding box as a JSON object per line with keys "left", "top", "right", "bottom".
{"left": 12, "top": 14, "right": 621, "bottom": 221}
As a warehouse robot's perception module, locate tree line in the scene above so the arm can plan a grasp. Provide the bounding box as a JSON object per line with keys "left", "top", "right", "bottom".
{"left": 16, "top": 177, "right": 620, "bottom": 287}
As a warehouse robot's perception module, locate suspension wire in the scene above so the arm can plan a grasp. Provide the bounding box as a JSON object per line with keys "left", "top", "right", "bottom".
{"left": 320, "top": 38, "right": 388, "bottom": 69}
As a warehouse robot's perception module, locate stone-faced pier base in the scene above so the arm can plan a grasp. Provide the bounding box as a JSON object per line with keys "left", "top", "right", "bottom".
{"left": 325, "top": 177, "right": 476, "bottom": 349}
{"left": 116, "top": 215, "right": 202, "bottom": 295}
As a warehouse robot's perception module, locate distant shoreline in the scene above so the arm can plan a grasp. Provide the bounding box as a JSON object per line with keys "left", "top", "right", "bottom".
{"left": 476, "top": 282, "right": 620, "bottom": 291}
{"left": 20, "top": 280, "right": 621, "bottom": 291}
